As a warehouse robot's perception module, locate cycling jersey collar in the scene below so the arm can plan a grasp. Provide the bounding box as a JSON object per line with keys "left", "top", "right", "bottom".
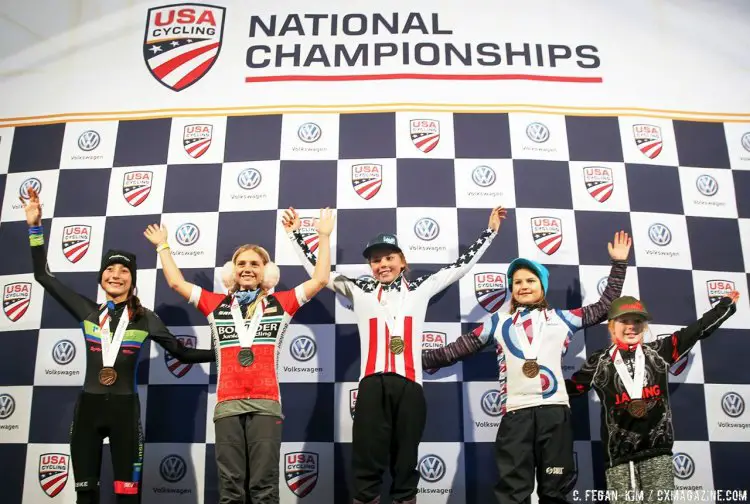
{"left": 379, "top": 272, "right": 406, "bottom": 290}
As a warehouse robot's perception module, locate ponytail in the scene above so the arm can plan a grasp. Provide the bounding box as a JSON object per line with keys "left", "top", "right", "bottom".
{"left": 126, "top": 286, "right": 145, "bottom": 320}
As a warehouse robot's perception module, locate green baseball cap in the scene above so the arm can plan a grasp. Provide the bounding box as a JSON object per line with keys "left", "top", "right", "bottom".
{"left": 608, "top": 296, "right": 651, "bottom": 320}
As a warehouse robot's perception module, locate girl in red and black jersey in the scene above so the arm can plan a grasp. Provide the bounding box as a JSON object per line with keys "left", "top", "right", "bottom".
{"left": 144, "top": 208, "right": 334, "bottom": 504}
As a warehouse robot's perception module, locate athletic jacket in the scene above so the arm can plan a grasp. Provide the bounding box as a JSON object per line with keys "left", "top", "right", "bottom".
{"left": 288, "top": 228, "right": 497, "bottom": 385}
{"left": 566, "top": 297, "right": 736, "bottom": 469}
{"left": 423, "top": 259, "right": 627, "bottom": 413}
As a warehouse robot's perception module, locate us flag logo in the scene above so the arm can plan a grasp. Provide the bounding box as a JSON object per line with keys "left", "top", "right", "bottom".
{"left": 474, "top": 272, "right": 507, "bottom": 312}
{"left": 531, "top": 217, "right": 563, "bottom": 255}
{"left": 143, "top": 4, "right": 226, "bottom": 92}
{"left": 123, "top": 171, "right": 153, "bottom": 207}
{"left": 706, "top": 280, "right": 735, "bottom": 307}
{"left": 583, "top": 166, "right": 614, "bottom": 203}
{"left": 284, "top": 452, "right": 319, "bottom": 497}
{"left": 165, "top": 335, "right": 196, "bottom": 377}
{"left": 632, "top": 124, "right": 663, "bottom": 159}
{"left": 299, "top": 217, "right": 320, "bottom": 254}
{"left": 183, "top": 124, "right": 213, "bottom": 158}
{"left": 410, "top": 119, "right": 440, "bottom": 153}
{"left": 3, "top": 282, "right": 31, "bottom": 322}
{"left": 62, "top": 225, "right": 91, "bottom": 263}
{"left": 351, "top": 164, "right": 382, "bottom": 200}
{"left": 39, "top": 453, "right": 70, "bottom": 497}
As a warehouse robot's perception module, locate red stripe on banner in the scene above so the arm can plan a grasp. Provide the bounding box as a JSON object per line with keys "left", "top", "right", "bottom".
{"left": 153, "top": 42, "right": 219, "bottom": 79}
{"left": 365, "top": 318, "right": 378, "bottom": 376}
{"left": 245, "top": 73, "right": 603, "bottom": 83}
{"left": 403, "top": 317, "right": 415, "bottom": 381}
{"left": 173, "top": 57, "right": 215, "bottom": 91}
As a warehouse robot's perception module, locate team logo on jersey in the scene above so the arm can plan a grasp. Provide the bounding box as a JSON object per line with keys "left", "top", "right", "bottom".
{"left": 0, "top": 394, "right": 16, "bottom": 420}
{"left": 657, "top": 333, "right": 689, "bottom": 375}
{"left": 410, "top": 119, "right": 440, "bottom": 153}
{"left": 418, "top": 454, "right": 446, "bottom": 482}
{"left": 143, "top": 4, "right": 226, "bottom": 91}
{"left": 706, "top": 280, "right": 735, "bottom": 307}
{"left": 3, "top": 282, "right": 31, "bottom": 322}
{"left": 481, "top": 389, "right": 503, "bottom": 417}
{"left": 183, "top": 124, "right": 213, "bottom": 158}
{"left": 647, "top": 223, "right": 672, "bottom": 247}
{"left": 77, "top": 130, "right": 101, "bottom": 152}
{"left": 62, "top": 225, "right": 91, "bottom": 263}
{"left": 19, "top": 177, "right": 42, "bottom": 199}
{"left": 53, "top": 339, "right": 76, "bottom": 366}
{"left": 284, "top": 451, "right": 318, "bottom": 497}
{"left": 165, "top": 335, "right": 196, "bottom": 377}
{"left": 351, "top": 164, "right": 382, "bottom": 200}
{"left": 422, "top": 331, "right": 447, "bottom": 351}
{"left": 633, "top": 124, "right": 663, "bottom": 159}
{"left": 349, "top": 388, "right": 358, "bottom": 419}
{"left": 39, "top": 453, "right": 70, "bottom": 497}
{"left": 531, "top": 217, "right": 563, "bottom": 255}
{"left": 721, "top": 391, "right": 745, "bottom": 418}
{"left": 695, "top": 174, "right": 718, "bottom": 197}
{"left": 474, "top": 273, "right": 507, "bottom": 312}
{"left": 122, "top": 171, "right": 153, "bottom": 207}
{"left": 299, "top": 217, "right": 320, "bottom": 254}
{"left": 583, "top": 166, "right": 614, "bottom": 203}
{"left": 672, "top": 453, "right": 695, "bottom": 480}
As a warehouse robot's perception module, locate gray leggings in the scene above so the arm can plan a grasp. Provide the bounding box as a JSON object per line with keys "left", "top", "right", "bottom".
{"left": 605, "top": 455, "right": 675, "bottom": 504}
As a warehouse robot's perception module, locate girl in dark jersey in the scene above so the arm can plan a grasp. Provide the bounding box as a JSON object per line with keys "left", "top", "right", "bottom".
{"left": 21, "top": 187, "right": 214, "bottom": 504}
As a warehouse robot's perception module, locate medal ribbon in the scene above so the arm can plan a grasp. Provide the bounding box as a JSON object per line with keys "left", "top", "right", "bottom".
{"left": 230, "top": 295, "right": 264, "bottom": 349}
{"left": 512, "top": 309, "right": 546, "bottom": 361}
{"left": 99, "top": 303, "right": 129, "bottom": 368}
{"left": 610, "top": 345, "right": 646, "bottom": 400}
{"left": 376, "top": 277, "right": 409, "bottom": 337}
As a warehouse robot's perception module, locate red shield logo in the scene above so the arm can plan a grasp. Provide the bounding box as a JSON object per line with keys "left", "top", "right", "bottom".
{"left": 183, "top": 124, "right": 213, "bottom": 158}
{"left": 349, "top": 388, "right": 358, "bottom": 419}
{"left": 300, "top": 217, "right": 319, "bottom": 254}
{"left": 143, "top": 4, "right": 226, "bottom": 91}
{"left": 706, "top": 280, "right": 735, "bottom": 307}
{"left": 3, "top": 282, "right": 31, "bottom": 322}
{"left": 633, "top": 124, "right": 663, "bottom": 159}
{"left": 351, "top": 164, "right": 382, "bottom": 200}
{"left": 39, "top": 453, "right": 70, "bottom": 497}
{"left": 62, "top": 225, "right": 91, "bottom": 263}
{"left": 123, "top": 171, "right": 153, "bottom": 207}
{"left": 583, "top": 166, "right": 614, "bottom": 203}
{"left": 531, "top": 217, "right": 563, "bottom": 255}
{"left": 422, "top": 331, "right": 447, "bottom": 351}
{"left": 284, "top": 451, "right": 318, "bottom": 498}
{"left": 474, "top": 273, "right": 507, "bottom": 312}
{"left": 410, "top": 119, "right": 440, "bottom": 153}
{"left": 165, "top": 335, "right": 197, "bottom": 377}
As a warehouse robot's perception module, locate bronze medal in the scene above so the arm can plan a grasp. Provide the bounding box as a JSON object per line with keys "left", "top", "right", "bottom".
{"left": 627, "top": 399, "right": 647, "bottom": 418}
{"left": 237, "top": 348, "right": 255, "bottom": 367}
{"left": 98, "top": 367, "right": 118, "bottom": 386}
{"left": 522, "top": 360, "right": 540, "bottom": 378}
{"left": 390, "top": 337, "right": 404, "bottom": 355}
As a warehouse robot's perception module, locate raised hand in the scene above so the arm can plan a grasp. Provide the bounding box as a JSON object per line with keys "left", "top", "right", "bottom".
{"left": 728, "top": 290, "right": 741, "bottom": 304}
{"left": 281, "top": 207, "right": 301, "bottom": 232}
{"left": 488, "top": 206, "right": 507, "bottom": 233}
{"left": 144, "top": 224, "right": 169, "bottom": 247}
{"left": 608, "top": 230, "right": 632, "bottom": 261}
{"left": 316, "top": 208, "right": 336, "bottom": 236}
{"left": 19, "top": 187, "right": 42, "bottom": 227}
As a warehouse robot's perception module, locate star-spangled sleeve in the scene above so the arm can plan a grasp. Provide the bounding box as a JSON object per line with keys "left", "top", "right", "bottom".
{"left": 422, "top": 312, "right": 500, "bottom": 371}
{"left": 287, "top": 230, "right": 357, "bottom": 299}
{"left": 411, "top": 228, "right": 496, "bottom": 297}
{"left": 557, "top": 259, "right": 628, "bottom": 332}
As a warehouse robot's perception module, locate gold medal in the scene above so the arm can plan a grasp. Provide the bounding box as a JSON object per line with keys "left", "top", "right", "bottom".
{"left": 627, "top": 399, "right": 647, "bottom": 418}
{"left": 98, "top": 367, "right": 118, "bottom": 386}
{"left": 390, "top": 337, "right": 404, "bottom": 355}
{"left": 522, "top": 360, "right": 539, "bottom": 378}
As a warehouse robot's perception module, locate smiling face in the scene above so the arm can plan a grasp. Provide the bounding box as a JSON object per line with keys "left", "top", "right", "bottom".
{"left": 511, "top": 268, "right": 544, "bottom": 305}
{"left": 368, "top": 248, "right": 406, "bottom": 284}
{"left": 611, "top": 315, "right": 647, "bottom": 346}
{"left": 234, "top": 249, "right": 265, "bottom": 290}
{"left": 100, "top": 263, "right": 132, "bottom": 301}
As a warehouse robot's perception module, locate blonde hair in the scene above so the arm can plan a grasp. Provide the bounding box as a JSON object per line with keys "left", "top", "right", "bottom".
{"left": 608, "top": 319, "right": 649, "bottom": 345}
{"left": 230, "top": 244, "right": 271, "bottom": 319}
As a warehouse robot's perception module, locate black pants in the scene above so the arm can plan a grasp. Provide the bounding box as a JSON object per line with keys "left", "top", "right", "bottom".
{"left": 70, "top": 393, "right": 143, "bottom": 504}
{"left": 214, "top": 413, "right": 283, "bottom": 504}
{"left": 494, "top": 405, "right": 576, "bottom": 504}
{"left": 352, "top": 373, "right": 427, "bottom": 504}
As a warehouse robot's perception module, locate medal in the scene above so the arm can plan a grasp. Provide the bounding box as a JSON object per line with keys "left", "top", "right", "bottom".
{"left": 237, "top": 348, "right": 255, "bottom": 367}
{"left": 611, "top": 345, "right": 647, "bottom": 417}
{"left": 98, "top": 367, "right": 118, "bottom": 386}
{"left": 627, "top": 399, "right": 647, "bottom": 418}
{"left": 390, "top": 337, "right": 405, "bottom": 355}
{"left": 522, "top": 360, "right": 539, "bottom": 378}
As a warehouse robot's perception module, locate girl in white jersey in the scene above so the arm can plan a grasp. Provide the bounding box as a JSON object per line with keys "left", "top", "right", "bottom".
{"left": 283, "top": 206, "right": 507, "bottom": 504}
{"left": 423, "top": 231, "right": 632, "bottom": 504}
{"left": 144, "top": 209, "right": 334, "bottom": 504}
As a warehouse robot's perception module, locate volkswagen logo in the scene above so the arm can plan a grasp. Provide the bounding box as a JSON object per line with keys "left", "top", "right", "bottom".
{"left": 290, "top": 335, "right": 317, "bottom": 362}
{"left": 741, "top": 132, "right": 750, "bottom": 153}
{"left": 671, "top": 453, "right": 695, "bottom": 480}
{"left": 159, "top": 454, "right": 187, "bottom": 483}
{"left": 297, "top": 122, "right": 322, "bottom": 143}
{"left": 175, "top": 223, "right": 200, "bottom": 247}
{"left": 0, "top": 394, "right": 16, "bottom": 420}
{"left": 526, "top": 122, "right": 550, "bottom": 143}
{"left": 414, "top": 217, "right": 440, "bottom": 241}
{"left": 77, "top": 130, "right": 101, "bottom": 152}
{"left": 695, "top": 174, "right": 718, "bottom": 197}
{"left": 19, "top": 177, "right": 42, "bottom": 199}
{"left": 52, "top": 340, "right": 76, "bottom": 366}
{"left": 596, "top": 277, "right": 608, "bottom": 296}
{"left": 721, "top": 391, "right": 745, "bottom": 418}
{"left": 418, "top": 454, "right": 446, "bottom": 483}
{"left": 471, "top": 165, "right": 496, "bottom": 187}
{"left": 480, "top": 389, "right": 503, "bottom": 417}
{"left": 237, "top": 168, "right": 262, "bottom": 190}
{"left": 648, "top": 223, "right": 672, "bottom": 247}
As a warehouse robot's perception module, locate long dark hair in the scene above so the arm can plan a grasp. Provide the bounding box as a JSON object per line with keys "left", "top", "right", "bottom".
{"left": 126, "top": 286, "right": 145, "bottom": 320}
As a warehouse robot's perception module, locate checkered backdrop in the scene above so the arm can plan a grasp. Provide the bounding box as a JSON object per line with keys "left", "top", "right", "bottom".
{"left": 1, "top": 112, "right": 749, "bottom": 504}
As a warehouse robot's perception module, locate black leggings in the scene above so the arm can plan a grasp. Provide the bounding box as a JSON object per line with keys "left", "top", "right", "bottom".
{"left": 71, "top": 393, "right": 143, "bottom": 504}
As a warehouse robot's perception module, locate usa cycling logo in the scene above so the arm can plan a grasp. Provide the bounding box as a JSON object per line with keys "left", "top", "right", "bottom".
{"left": 175, "top": 223, "right": 200, "bottom": 246}
{"left": 237, "top": 168, "right": 262, "bottom": 190}
{"left": 52, "top": 340, "right": 76, "bottom": 365}
{"left": 297, "top": 122, "right": 322, "bottom": 143}
{"left": 648, "top": 223, "right": 672, "bottom": 247}
{"left": 414, "top": 217, "right": 440, "bottom": 241}
{"left": 672, "top": 453, "right": 695, "bottom": 480}
{"left": 166, "top": 335, "right": 196, "bottom": 378}
{"left": 721, "top": 391, "right": 745, "bottom": 418}
{"left": 290, "top": 335, "right": 317, "bottom": 362}
{"left": 77, "top": 130, "right": 100, "bottom": 151}
{"left": 160, "top": 454, "right": 187, "bottom": 483}
{"left": 696, "top": 174, "right": 718, "bottom": 197}
{"left": 481, "top": 389, "right": 503, "bottom": 417}
{"left": 526, "top": 122, "right": 550, "bottom": 143}
{"left": 19, "top": 177, "right": 42, "bottom": 199}
{"left": 0, "top": 393, "right": 16, "bottom": 420}
{"left": 284, "top": 451, "right": 319, "bottom": 497}
{"left": 741, "top": 132, "right": 750, "bottom": 152}
{"left": 472, "top": 165, "right": 496, "bottom": 187}
{"left": 418, "top": 454, "right": 446, "bottom": 483}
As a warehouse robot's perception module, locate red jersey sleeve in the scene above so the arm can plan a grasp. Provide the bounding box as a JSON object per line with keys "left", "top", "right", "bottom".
{"left": 189, "top": 285, "right": 226, "bottom": 317}
{"left": 270, "top": 286, "right": 308, "bottom": 316}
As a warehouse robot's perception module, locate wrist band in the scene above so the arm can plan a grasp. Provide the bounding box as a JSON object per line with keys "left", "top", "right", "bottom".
{"left": 29, "top": 234, "right": 44, "bottom": 247}
{"left": 28, "top": 225, "right": 43, "bottom": 235}
{"left": 156, "top": 243, "right": 170, "bottom": 253}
